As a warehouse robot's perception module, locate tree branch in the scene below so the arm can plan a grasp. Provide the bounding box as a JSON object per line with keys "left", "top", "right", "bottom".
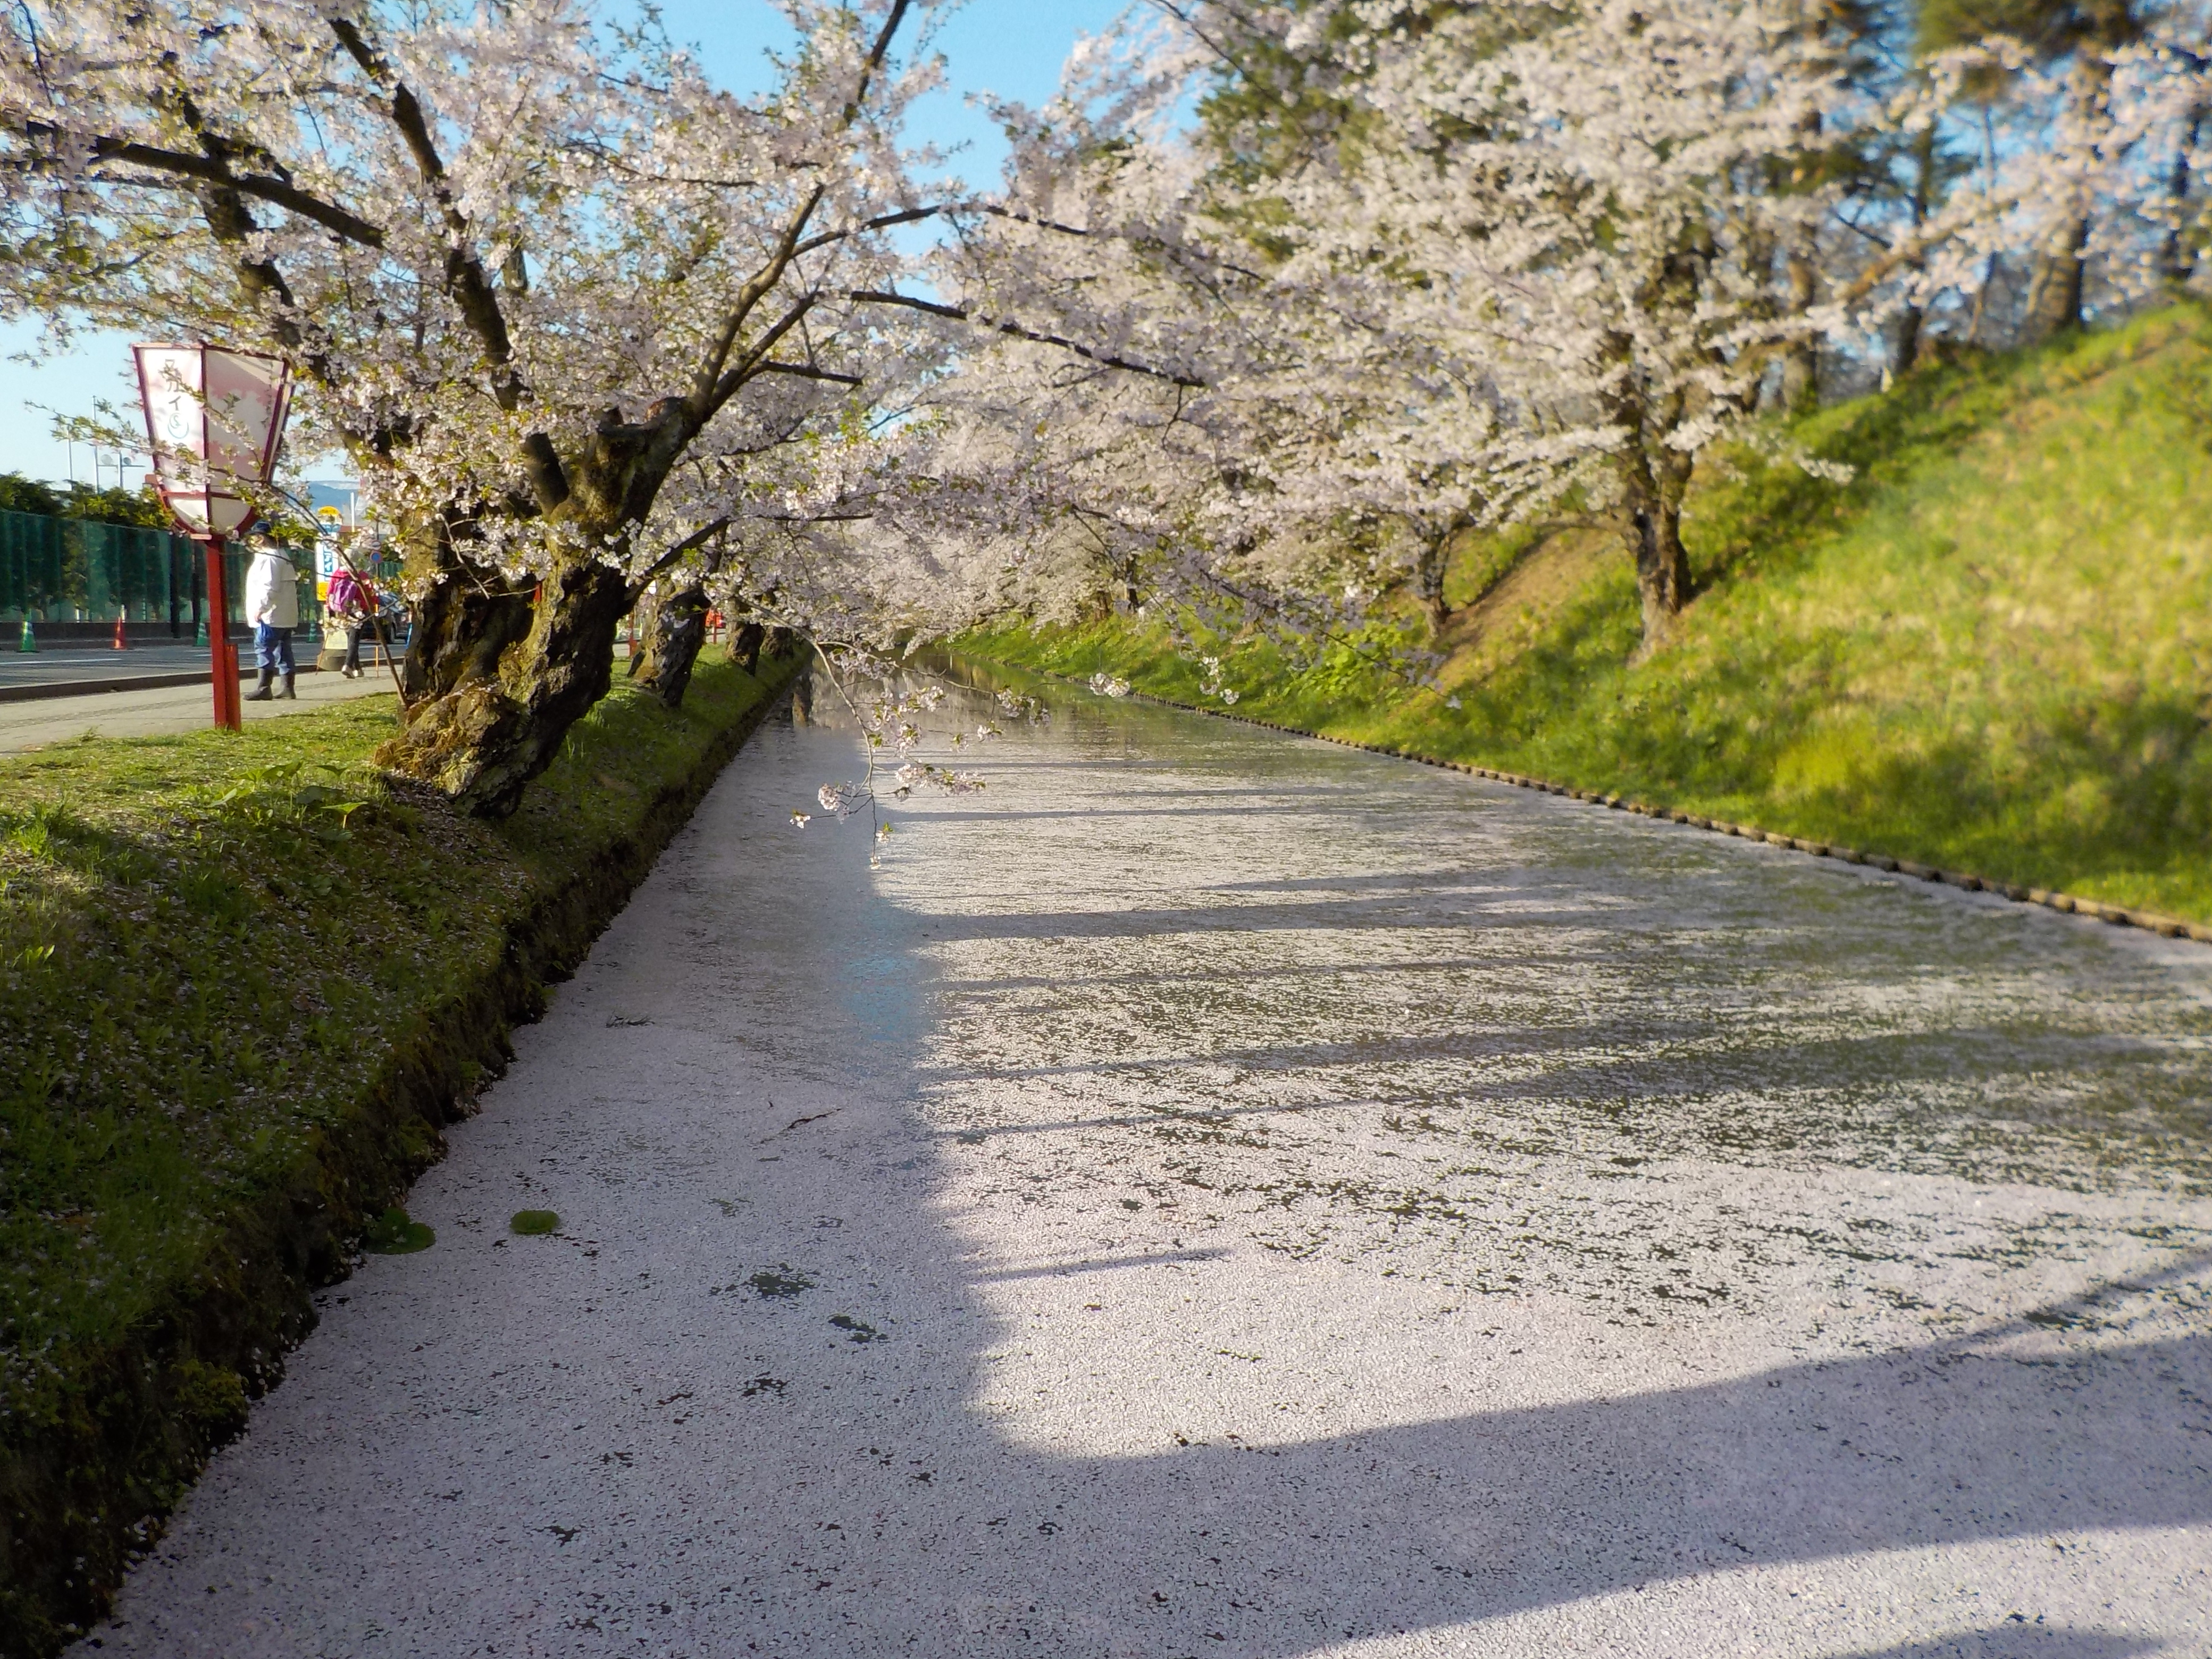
{"left": 845, "top": 0, "right": 915, "bottom": 127}
{"left": 849, "top": 289, "right": 1206, "bottom": 387}
{"left": 626, "top": 515, "right": 731, "bottom": 605}
{"left": 692, "top": 188, "right": 825, "bottom": 410}
{"left": 329, "top": 15, "right": 567, "bottom": 510}
{"left": 794, "top": 203, "right": 946, "bottom": 255}
{"left": 754, "top": 360, "right": 864, "bottom": 386}
{"left": 63, "top": 130, "right": 387, "bottom": 246}
{"left": 709, "top": 293, "right": 826, "bottom": 408}
{"left": 685, "top": 0, "right": 918, "bottom": 418}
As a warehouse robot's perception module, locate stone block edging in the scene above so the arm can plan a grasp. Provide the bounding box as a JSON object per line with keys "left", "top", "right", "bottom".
{"left": 1052, "top": 673, "right": 2211, "bottom": 949}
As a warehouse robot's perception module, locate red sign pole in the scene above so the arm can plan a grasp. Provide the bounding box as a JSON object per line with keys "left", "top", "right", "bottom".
{"left": 131, "top": 343, "right": 291, "bottom": 733}
{"left": 205, "top": 533, "right": 242, "bottom": 731}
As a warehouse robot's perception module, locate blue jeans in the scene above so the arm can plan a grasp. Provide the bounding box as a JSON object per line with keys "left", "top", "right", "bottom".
{"left": 255, "top": 623, "right": 295, "bottom": 676}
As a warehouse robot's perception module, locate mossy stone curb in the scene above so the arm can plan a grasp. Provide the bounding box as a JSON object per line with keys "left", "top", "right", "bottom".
{"left": 1023, "top": 664, "right": 2212, "bottom": 950}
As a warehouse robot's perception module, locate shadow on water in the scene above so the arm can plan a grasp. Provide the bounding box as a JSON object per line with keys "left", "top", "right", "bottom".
{"left": 690, "top": 670, "right": 2212, "bottom": 1653}
{"left": 85, "top": 666, "right": 2212, "bottom": 1658}
{"left": 1829, "top": 1635, "right": 2164, "bottom": 1659}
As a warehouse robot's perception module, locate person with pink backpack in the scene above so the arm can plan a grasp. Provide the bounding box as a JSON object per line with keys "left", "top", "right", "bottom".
{"left": 325, "top": 563, "right": 373, "bottom": 680}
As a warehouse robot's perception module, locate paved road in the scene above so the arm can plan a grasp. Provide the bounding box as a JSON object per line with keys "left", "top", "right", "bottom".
{"left": 80, "top": 667, "right": 2212, "bottom": 1657}
{"left": 0, "top": 668, "right": 393, "bottom": 753}
{"left": 0, "top": 643, "right": 213, "bottom": 688}
{"left": 0, "top": 642, "right": 405, "bottom": 689}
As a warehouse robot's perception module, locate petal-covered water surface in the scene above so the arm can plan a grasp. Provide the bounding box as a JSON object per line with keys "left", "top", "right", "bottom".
{"left": 83, "top": 665, "right": 2212, "bottom": 1659}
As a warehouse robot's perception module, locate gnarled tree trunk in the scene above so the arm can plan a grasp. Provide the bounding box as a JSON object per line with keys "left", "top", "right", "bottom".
{"left": 729, "top": 619, "right": 766, "bottom": 676}
{"left": 375, "top": 553, "right": 633, "bottom": 817}
{"left": 375, "top": 404, "right": 702, "bottom": 815}
{"left": 395, "top": 525, "right": 535, "bottom": 708}
{"left": 633, "top": 582, "right": 710, "bottom": 710}
{"left": 1615, "top": 421, "right": 1696, "bottom": 652}
{"left": 1627, "top": 489, "right": 1693, "bottom": 649}
{"left": 1599, "top": 331, "right": 1696, "bottom": 653}
{"left": 1413, "top": 528, "right": 1453, "bottom": 634}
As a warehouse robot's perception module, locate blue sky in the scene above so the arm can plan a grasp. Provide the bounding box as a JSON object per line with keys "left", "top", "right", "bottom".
{"left": 1, "top": 0, "right": 1126, "bottom": 486}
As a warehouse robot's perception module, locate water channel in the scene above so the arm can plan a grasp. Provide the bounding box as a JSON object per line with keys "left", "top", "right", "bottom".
{"left": 81, "top": 663, "right": 2212, "bottom": 1657}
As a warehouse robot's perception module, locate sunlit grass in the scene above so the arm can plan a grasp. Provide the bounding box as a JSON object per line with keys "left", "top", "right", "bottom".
{"left": 965, "top": 308, "right": 2212, "bottom": 923}
{"left": 0, "top": 653, "right": 782, "bottom": 1433}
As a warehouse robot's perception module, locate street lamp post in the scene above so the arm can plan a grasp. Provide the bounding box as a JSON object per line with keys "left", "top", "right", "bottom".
{"left": 131, "top": 343, "right": 292, "bottom": 732}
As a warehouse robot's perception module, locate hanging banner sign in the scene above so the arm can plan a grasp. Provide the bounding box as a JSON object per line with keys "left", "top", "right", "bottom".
{"left": 316, "top": 505, "right": 342, "bottom": 601}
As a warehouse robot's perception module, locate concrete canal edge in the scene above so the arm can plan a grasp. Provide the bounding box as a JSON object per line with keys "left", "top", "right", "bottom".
{"left": 1014, "top": 666, "right": 2212, "bottom": 950}
{"left": 0, "top": 651, "right": 803, "bottom": 1659}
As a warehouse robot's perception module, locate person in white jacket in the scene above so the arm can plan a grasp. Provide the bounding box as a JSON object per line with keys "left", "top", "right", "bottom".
{"left": 242, "top": 533, "right": 301, "bottom": 701}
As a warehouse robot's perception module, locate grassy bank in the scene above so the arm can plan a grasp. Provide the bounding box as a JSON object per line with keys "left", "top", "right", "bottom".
{"left": 0, "top": 646, "right": 799, "bottom": 1655}
{"left": 965, "top": 309, "right": 2212, "bottom": 925}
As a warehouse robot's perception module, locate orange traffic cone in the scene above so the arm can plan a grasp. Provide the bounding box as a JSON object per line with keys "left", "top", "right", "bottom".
{"left": 112, "top": 608, "right": 129, "bottom": 650}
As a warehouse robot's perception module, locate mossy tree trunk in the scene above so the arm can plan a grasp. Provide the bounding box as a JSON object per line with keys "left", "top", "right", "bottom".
{"left": 634, "top": 582, "right": 710, "bottom": 710}
{"left": 377, "top": 554, "right": 634, "bottom": 818}
{"left": 1414, "top": 527, "right": 1453, "bottom": 634}
{"left": 375, "top": 406, "right": 703, "bottom": 817}
{"left": 729, "top": 619, "right": 765, "bottom": 676}
{"left": 630, "top": 541, "right": 728, "bottom": 710}
{"left": 1626, "top": 472, "right": 1694, "bottom": 650}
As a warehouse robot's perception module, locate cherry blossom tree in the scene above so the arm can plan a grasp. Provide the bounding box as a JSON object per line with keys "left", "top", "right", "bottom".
{"left": 1883, "top": 9, "right": 2212, "bottom": 342}
{"left": 905, "top": 0, "right": 1853, "bottom": 653}
{"left": 10, "top": 0, "right": 2208, "bottom": 811}
{"left": 910, "top": 0, "right": 2212, "bottom": 666}
{"left": 1, "top": 0, "right": 950, "bottom": 814}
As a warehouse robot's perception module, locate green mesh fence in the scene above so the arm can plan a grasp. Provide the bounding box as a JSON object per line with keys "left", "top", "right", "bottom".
{"left": 0, "top": 509, "right": 65, "bottom": 619}
{"left": 0, "top": 509, "right": 272, "bottom": 629}
{"left": 0, "top": 508, "right": 209, "bottom": 625}
{"left": 76, "top": 520, "right": 199, "bottom": 624}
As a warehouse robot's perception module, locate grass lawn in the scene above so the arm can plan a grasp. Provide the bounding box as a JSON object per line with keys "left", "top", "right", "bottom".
{"left": 0, "top": 647, "right": 794, "bottom": 1654}
{"left": 965, "top": 308, "right": 2212, "bottom": 925}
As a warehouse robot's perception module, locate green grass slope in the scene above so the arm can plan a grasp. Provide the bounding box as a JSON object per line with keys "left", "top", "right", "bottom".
{"left": 965, "top": 309, "right": 2212, "bottom": 924}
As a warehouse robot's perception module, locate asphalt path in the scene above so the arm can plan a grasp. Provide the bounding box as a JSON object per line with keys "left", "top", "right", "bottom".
{"left": 0, "top": 643, "right": 214, "bottom": 688}
{"left": 78, "top": 666, "right": 2212, "bottom": 1657}
{"left": 0, "top": 669, "right": 393, "bottom": 753}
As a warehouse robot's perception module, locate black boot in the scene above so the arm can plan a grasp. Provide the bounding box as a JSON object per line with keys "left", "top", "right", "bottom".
{"left": 278, "top": 672, "right": 296, "bottom": 700}
{"left": 245, "top": 668, "right": 273, "bottom": 702}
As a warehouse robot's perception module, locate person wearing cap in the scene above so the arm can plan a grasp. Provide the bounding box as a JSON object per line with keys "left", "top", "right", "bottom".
{"left": 242, "top": 532, "right": 301, "bottom": 701}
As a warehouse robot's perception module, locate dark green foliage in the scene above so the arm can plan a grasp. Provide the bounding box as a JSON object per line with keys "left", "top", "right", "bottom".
{"left": 0, "top": 473, "right": 61, "bottom": 516}
{"left": 1916, "top": 0, "right": 2142, "bottom": 58}
{"left": 0, "top": 473, "right": 171, "bottom": 529}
